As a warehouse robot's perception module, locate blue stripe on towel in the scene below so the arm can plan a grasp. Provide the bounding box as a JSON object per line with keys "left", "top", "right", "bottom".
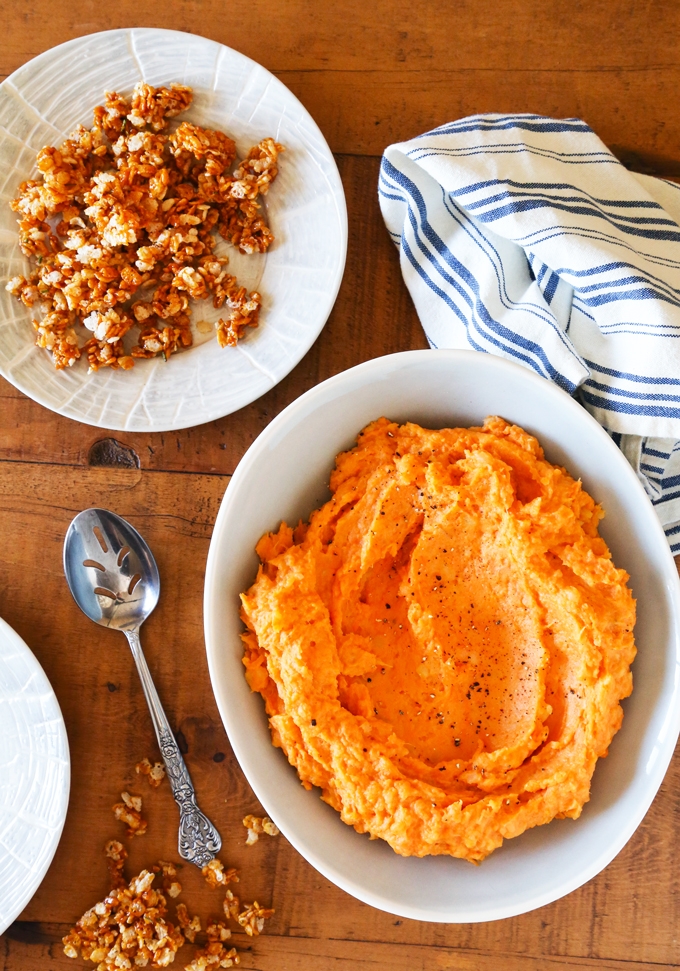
{"left": 379, "top": 113, "right": 680, "bottom": 554}
{"left": 381, "top": 158, "right": 581, "bottom": 390}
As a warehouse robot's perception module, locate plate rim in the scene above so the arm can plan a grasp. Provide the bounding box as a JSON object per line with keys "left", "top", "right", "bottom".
{"left": 203, "top": 348, "right": 680, "bottom": 923}
{"left": 0, "top": 27, "right": 348, "bottom": 432}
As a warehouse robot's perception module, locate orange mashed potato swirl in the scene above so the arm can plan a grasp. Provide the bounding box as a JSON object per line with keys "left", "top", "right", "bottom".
{"left": 240, "top": 416, "right": 636, "bottom": 862}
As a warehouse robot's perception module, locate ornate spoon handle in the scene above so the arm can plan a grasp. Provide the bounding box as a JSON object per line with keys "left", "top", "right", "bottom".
{"left": 125, "top": 629, "right": 221, "bottom": 868}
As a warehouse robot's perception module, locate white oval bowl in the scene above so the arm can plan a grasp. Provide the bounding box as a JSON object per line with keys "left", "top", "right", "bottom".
{"left": 204, "top": 349, "right": 680, "bottom": 923}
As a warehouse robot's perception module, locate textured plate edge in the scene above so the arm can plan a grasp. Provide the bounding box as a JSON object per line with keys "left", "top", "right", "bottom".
{"left": 0, "top": 615, "right": 71, "bottom": 935}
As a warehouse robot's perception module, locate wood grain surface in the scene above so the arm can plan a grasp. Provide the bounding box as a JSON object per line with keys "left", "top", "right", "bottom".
{"left": 2, "top": 2, "right": 680, "bottom": 970}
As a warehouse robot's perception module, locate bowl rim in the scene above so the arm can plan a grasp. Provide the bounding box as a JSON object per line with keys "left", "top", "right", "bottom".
{"left": 204, "top": 348, "right": 680, "bottom": 922}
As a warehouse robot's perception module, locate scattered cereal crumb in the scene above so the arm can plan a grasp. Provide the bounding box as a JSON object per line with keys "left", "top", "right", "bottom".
{"left": 237, "top": 901, "right": 275, "bottom": 937}
{"left": 104, "top": 839, "right": 127, "bottom": 890}
{"left": 242, "top": 814, "right": 280, "bottom": 845}
{"left": 154, "top": 860, "right": 182, "bottom": 898}
{"left": 188, "top": 922, "right": 239, "bottom": 966}
{"left": 223, "top": 889, "right": 240, "bottom": 922}
{"left": 122, "top": 790, "right": 142, "bottom": 812}
{"left": 183, "top": 922, "right": 240, "bottom": 968}
{"left": 184, "top": 937, "right": 239, "bottom": 969}
{"left": 176, "top": 902, "right": 201, "bottom": 943}
{"left": 202, "top": 858, "right": 239, "bottom": 889}
{"left": 206, "top": 922, "right": 231, "bottom": 942}
{"left": 62, "top": 869, "right": 184, "bottom": 968}
{"left": 112, "top": 792, "right": 147, "bottom": 837}
{"left": 136, "top": 756, "right": 166, "bottom": 787}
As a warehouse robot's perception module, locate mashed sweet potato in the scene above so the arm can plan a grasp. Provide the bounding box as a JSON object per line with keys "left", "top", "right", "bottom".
{"left": 240, "top": 417, "right": 636, "bottom": 862}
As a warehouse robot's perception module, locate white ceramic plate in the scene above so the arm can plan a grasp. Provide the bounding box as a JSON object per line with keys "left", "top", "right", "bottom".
{"left": 0, "top": 616, "right": 70, "bottom": 933}
{"left": 0, "top": 28, "right": 347, "bottom": 431}
{"left": 204, "top": 349, "right": 680, "bottom": 923}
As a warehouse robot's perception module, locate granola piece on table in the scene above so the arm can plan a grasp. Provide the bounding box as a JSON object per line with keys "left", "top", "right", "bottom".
{"left": 184, "top": 922, "right": 239, "bottom": 969}
{"left": 222, "top": 889, "right": 240, "bottom": 922}
{"left": 202, "top": 858, "right": 239, "bottom": 890}
{"left": 154, "top": 860, "right": 182, "bottom": 899}
{"left": 62, "top": 869, "right": 184, "bottom": 969}
{"left": 136, "top": 756, "right": 166, "bottom": 787}
{"left": 236, "top": 901, "right": 275, "bottom": 937}
{"left": 112, "top": 791, "right": 147, "bottom": 836}
{"left": 104, "top": 839, "right": 128, "bottom": 890}
{"left": 242, "top": 814, "right": 280, "bottom": 846}
{"left": 175, "top": 903, "right": 201, "bottom": 943}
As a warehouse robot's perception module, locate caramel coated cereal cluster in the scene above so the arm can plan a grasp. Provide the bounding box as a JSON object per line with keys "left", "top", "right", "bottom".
{"left": 242, "top": 814, "right": 279, "bottom": 846}
{"left": 154, "top": 860, "right": 182, "bottom": 899}
{"left": 202, "top": 858, "right": 239, "bottom": 890}
{"left": 136, "top": 757, "right": 166, "bottom": 788}
{"left": 62, "top": 869, "right": 184, "bottom": 969}
{"left": 185, "top": 923, "right": 239, "bottom": 970}
{"left": 206, "top": 859, "right": 275, "bottom": 938}
{"left": 176, "top": 903, "right": 201, "bottom": 944}
{"left": 112, "top": 791, "right": 147, "bottom": 837}
{"left": 6, "top": 82, "right": 283, "bottom": 371}
{"left": 104, "top": 840, "right": 128, "bottom": 891}
{"left": 237, "top": 901, "right": 275, "bottom": 938}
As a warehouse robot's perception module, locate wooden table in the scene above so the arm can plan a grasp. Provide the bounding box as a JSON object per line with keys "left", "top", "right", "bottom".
{"left": 2, "top": 3, "right": 680, "bottom": 969}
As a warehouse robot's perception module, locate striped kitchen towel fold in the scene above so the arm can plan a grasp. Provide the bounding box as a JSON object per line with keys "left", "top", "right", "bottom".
{"left": 378, "top": 114, "right": 680, "bottom": 554}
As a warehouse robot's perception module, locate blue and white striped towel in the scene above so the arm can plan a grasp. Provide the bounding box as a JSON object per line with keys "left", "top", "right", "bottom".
{"left": 379, "top": 114, "right": 680, "bottom": 554}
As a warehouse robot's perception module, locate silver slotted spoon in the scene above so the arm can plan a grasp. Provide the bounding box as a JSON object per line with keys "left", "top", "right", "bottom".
{"left": 63, "top": 507, "right": 221, "bottom": 868}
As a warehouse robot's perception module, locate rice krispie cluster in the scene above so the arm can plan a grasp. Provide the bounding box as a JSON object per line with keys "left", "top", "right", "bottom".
{"left": 6, "top": 82, "right": 283, "bottom": 371}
